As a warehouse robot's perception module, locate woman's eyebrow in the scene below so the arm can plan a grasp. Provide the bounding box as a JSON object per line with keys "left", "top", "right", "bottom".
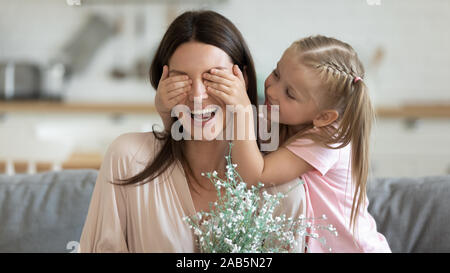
{"left": 169, "top": 66, "right": 229, "bottom": 75}
{"left": 168, "top": 69, "right": 187, "bottom": 75}
{"left": 209, "top": 66, "right": 228, "bottom": 71}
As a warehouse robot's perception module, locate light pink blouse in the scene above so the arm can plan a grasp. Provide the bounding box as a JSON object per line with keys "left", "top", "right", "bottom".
{"left": 79, "top": 132, "right": 306, "bottom": 253}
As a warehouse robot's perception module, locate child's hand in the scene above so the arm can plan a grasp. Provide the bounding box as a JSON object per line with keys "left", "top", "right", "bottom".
{"left": 203, "top": 65, "right": 251, "bottom": 110}
{"left": 155, "top": 65, "right": 191, "bottom": 125}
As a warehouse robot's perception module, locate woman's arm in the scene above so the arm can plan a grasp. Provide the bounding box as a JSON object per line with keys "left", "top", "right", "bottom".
{"left": 79, "top": 134, "right": 132, "bottom": 253}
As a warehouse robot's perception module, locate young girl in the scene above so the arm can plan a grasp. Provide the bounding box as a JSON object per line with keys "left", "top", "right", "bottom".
{"left": 202, "top": 35, "right": 392, "bottom": 253}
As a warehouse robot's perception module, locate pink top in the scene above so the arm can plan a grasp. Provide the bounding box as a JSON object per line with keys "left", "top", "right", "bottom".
{"left": 286, "top": 137, "right": 391, "bottom": 253}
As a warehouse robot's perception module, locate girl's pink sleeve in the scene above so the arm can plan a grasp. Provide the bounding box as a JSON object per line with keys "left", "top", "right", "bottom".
{"left": 285, "top": 138, "right": 340, "bottom": 176}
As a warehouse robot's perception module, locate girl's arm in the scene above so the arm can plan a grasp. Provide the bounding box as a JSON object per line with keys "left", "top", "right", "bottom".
{"left": 204, "top": 66, "right": 314, "bottom": 187}
{"left": 231, "top": 107, "right": 313, "bottom": 186}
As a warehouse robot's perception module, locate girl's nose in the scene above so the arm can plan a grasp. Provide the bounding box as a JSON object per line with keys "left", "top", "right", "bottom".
{"left": 264, "top": 78, "right": 275, "bottom": 98}
{"left": 188, "top": 79, "right": 208, "bottom": 101}
{"left": 265, "top": 84, "right": 276, "bottom": 102}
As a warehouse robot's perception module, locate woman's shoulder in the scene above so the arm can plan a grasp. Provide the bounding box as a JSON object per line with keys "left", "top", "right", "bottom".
{"left": 104, "top": 131, "right": 164, "bottom": 174}
{"left": 108, "top": 131, "right": 154, "bottom": 156}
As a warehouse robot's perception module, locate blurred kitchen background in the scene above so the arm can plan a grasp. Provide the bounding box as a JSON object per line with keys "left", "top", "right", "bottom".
{"left": 0, "top": 0, "right": 449, "bottom": 177}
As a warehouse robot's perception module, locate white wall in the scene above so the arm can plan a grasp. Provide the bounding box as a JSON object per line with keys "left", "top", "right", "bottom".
{"left": 1, "top": 0, "right": 449, "bottom": 105}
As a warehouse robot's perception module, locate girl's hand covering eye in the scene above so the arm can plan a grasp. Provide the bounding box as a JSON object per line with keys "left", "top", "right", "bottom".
{"left": 203, "top": 64, "right": 251, "bottom": 110}
{"left": 155, "top": 65, "right": 192, "bottom": 116}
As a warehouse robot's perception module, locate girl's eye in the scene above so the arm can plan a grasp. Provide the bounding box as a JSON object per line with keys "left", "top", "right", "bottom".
{"left": 285, "top": 89, "right": 295, "bottom": 99}
{"left": 272, "top": 69, "right": 279, "bottom": 79}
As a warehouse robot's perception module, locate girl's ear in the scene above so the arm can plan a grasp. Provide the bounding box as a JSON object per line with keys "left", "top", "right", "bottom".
{"left": 313, "top": 110, "right": 339, "bottom": 128}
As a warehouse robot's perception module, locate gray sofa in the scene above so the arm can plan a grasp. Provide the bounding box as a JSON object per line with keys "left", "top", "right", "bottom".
{"left": 0, "top": 169, "right": 449, "bottom": 253}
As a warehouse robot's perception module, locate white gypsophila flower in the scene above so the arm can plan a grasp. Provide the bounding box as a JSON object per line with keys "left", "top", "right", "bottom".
{"left": 194, "top": 228, "right": 202, "bottom": 236}
{"left": 232, "top": 244, "right": 241, "bottom": 253}
{"left": 224, "top": 238, "right": 233, "bottom": 246}
{"left": 183, "top": 142, "right": 338, "bottom": 253}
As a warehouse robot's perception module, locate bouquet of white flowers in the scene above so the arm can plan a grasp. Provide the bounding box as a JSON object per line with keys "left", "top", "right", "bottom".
{"left": 183, "top": 143, "right": 337, "bottom": 253}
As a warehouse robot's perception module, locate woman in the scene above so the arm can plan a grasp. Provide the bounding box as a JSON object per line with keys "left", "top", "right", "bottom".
{"left": 79, "top": 10, "right": 305, "bottom": 252}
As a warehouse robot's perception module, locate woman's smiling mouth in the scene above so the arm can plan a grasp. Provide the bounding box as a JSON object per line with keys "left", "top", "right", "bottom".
{"left": 189, "top": 106, "right": 219, "bottom": 126}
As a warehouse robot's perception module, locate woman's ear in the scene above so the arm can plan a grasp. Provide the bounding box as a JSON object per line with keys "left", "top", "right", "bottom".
{"left": 313, "top": 110, "right": 339, "bottom": 128}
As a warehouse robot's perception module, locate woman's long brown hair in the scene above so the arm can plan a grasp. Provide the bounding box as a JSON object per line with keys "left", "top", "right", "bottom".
{"left": 289, "top": 35, "right": 375, "bottom": 234}
{"left": 110, "top": 10, "right": 258, "bottom": 188}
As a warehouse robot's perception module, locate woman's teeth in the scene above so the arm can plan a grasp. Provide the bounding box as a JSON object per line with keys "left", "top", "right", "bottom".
{"left": 190, "top": 108, "right": 217, "bottom": 121}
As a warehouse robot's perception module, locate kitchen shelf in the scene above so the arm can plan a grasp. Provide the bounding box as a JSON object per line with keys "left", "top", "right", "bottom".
{"left": 376, "top": 104, "right": 450, "bottom": 119}
{"left": 1, "top": 101, "right": 450, "bottom": 119}
{"left": 0, "top": 101, "right": 157, "bottom": 114}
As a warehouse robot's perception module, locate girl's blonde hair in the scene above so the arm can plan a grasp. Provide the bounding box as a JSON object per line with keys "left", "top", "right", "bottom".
{"left": 286, "top": 35, "right": 375, "bottom": 234}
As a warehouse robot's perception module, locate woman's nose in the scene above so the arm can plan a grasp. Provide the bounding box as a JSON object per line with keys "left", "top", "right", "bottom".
{"left": 188, "top": 78, "right": 208, "bottom": 101}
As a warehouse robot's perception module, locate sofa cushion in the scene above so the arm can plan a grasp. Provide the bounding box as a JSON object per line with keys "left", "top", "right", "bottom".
{"left": 0, "top": 169, "right": 97, "bottom": 253}
{"left": 367, "top": 175, "right": 450, "bottom": 253}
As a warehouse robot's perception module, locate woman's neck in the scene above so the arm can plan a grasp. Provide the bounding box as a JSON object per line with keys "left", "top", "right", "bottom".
{"left": 184, "top": 139, "right": 230, "bottom": 190}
